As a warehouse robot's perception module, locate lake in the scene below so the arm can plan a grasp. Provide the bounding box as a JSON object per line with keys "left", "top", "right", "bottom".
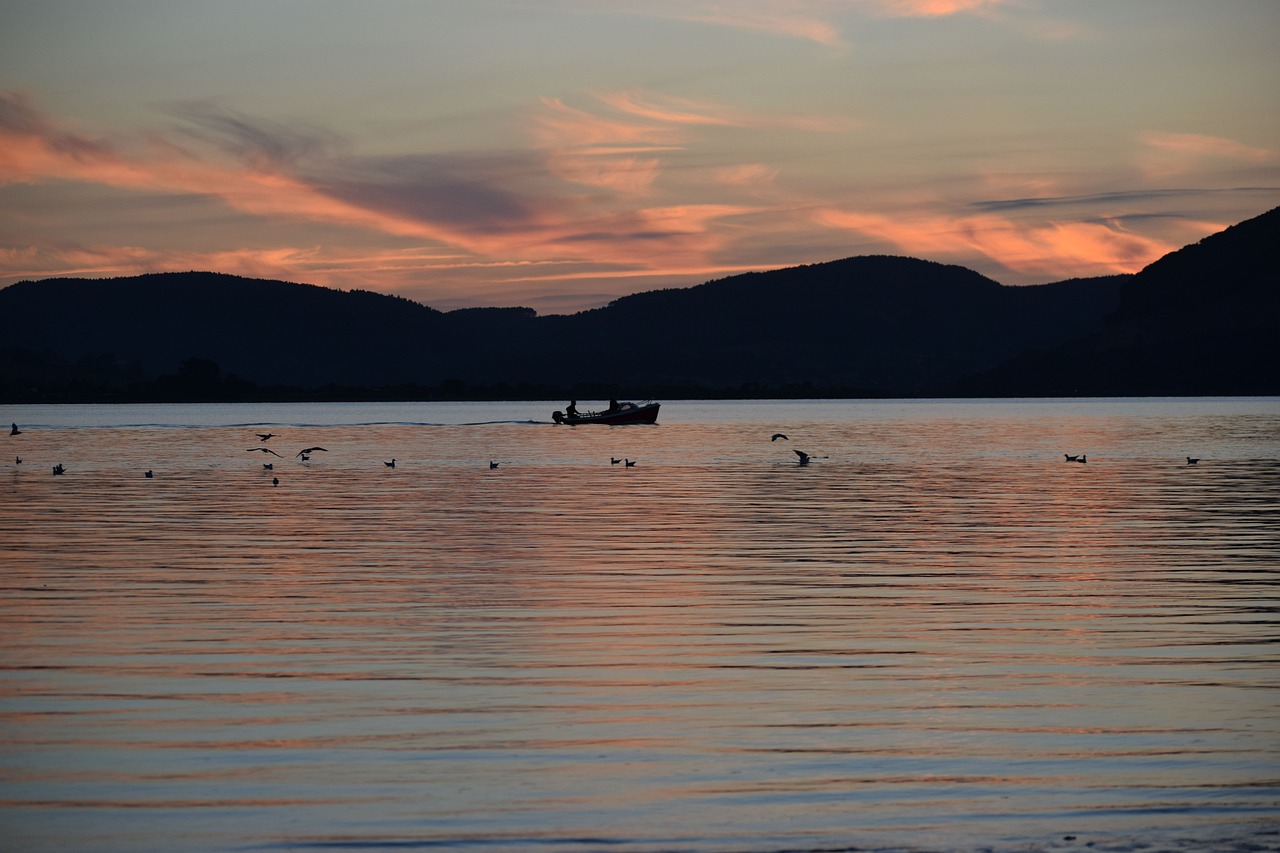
{"left": 2, "top": 398, "right": 1278, "bottom": 852}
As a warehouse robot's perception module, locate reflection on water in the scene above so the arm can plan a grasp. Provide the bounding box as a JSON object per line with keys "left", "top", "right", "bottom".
{"left": 2, "top": 399, "right": 1279, "bottom": 853}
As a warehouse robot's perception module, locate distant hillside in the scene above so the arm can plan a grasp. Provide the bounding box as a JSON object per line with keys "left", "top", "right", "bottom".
{"left": 2, "top": 207, "right": 1276, "bottom": 401}
{"left": 959, "top": 205, "right": 1280, "bottom": 396}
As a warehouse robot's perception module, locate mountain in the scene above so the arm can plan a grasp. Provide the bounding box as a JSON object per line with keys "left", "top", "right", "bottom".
{"left": 2, "top": 207, "right": 1276, "bottom": 401}
{"left": 959, "top": 205, "right": 1280, "bottom": 396}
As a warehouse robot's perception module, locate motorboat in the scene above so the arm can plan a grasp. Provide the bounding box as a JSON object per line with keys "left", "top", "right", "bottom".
{"left": 552, "top": 401, "right": 660, "bottom": 425}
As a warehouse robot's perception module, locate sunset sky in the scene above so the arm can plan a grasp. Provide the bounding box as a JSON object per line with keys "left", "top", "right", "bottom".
{"left": 2, "top": 0, "right": 1277, "bottom": 313}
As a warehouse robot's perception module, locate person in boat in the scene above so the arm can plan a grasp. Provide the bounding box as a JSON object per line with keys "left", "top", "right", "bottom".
{"left": 608, "top": 398, "right": 619, "bottom": 413}
{"left": 566, "top": 400, "right": 579, "bottom": 418}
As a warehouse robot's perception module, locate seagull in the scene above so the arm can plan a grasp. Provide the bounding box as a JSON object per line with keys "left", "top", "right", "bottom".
{"left": 272, "top": 477, "right": 279, "bottom": 486}
{"left": 296, "top": 447, "right": 327, "bottom": 458}
{"left": 384, "top": 459, "right": 395, "bottom": 468}
{"left": 1077, "top": 455, "right": 1087, "bottom": 464}
{"left": 299, "top": 454, "right": 309, "bottom": 461}
{"left": 795, "top": 450, "right": 811, "bottom": 465}
{"left": 52, "top": 464, "right": 65, "bottom": 475}
{"left": 9, "top": 423, "right": 20, "bottom": 436}
{"left": 771, "top": 433, "right": 789, "bottom": 441}
{"left": 490, "top": 461, "right": 499, "bottom": 469}
{"left": 14, "top": 457, "right": 20, "bottom": 465}
{"left": 611, "top": 457, "right": 622, "bottom": 464}
{"left": 145, "top": 470, "right": 153, "bottom": 478}
{"left": 256, "top": 433, "right": 277, "bottom": 441}
{"left": 263, "top": 463, "right": 273, "bottom": 470}
{"left": 1187, "top": 456, "right": 1199, "bottom": 465}
{"left": 1064, "top": 454, "right": 1079, "bottom": 462}
{"left": 625, "top": 458, "right": 636, "bottom": 467}
{"left": 248, "top": 448, "right": 283, "bottom": 457}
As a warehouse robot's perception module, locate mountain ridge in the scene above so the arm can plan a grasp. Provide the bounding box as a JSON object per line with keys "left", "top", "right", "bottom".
{"left": 2, "top": 207, "right": 1276, "bottom": 401}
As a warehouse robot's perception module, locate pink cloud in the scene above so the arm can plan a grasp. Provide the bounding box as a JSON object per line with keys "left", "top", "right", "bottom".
{"left": 863, "top": 0, "right": 1008, "bottom": 18}
{"left": 1141, "top": 131, "right": 1274, "bottom": 163}
{"left": 815, "top": 208, "right": 1177, "bottom": 279}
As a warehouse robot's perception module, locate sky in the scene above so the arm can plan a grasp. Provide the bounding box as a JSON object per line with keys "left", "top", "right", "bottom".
{"left": 1, "top": 1, "right": 1277, "bottom": 314}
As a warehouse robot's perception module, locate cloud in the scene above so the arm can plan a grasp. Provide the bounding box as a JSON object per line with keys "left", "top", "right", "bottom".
{"left": 815, "top": 208, "right": 1177, "bottom": 279}
{"left": 629, "top": 0, "right": 1013, "bottom": 47}
{"left": 1141, "top": 131, "right": 1275, "bottom": 163}
{"left": 862, "top": 0, "right": 1008, "bottom": 17}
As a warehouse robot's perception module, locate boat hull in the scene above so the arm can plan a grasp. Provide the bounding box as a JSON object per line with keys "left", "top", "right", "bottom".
{"left": 553, "top": 402, "right": 660, "bottom": 425}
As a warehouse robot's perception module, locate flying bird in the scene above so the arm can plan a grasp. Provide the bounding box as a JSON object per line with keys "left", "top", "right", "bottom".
{"left": 771, "top": 433, "right": 789, "bottom": 441}
{"left": 256, "top": 433, "right": 277, "bottom": 441}
{"left": 248, "top": 448, "right": 283, "bottom": 457}
{"left": 795, "top": 450, "right": 811, "bottom": 465}
{"left": 1187, "top": 456, "right": 1199, "bottom": 465}
{"left": 10, "top": 423, "right": 20, "bottom": 436}
{"left": 296, "top": 447, "right": 327, "bottom": 458}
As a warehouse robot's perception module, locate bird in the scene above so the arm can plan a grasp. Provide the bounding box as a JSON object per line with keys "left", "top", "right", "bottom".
{"left": 256, "top": 433, "right": 277, "bottom": 441}
{"left": 9, "top": 423, "right": 20, "bottom": 436}
{"left": 384, "top": 459, "right": 395, "bottom": 468}
{"left": 624, "top": 458, "right": 636, "bottom": 467}
{"left": 611, "top": 457, "right": 622, "bottom": 464}
{"left": 1064, "top": 454, "right": 1079, "bottom": 462}
{"left": 1077, "top": 455, "right": 1087, "bottom": 464}
{"left": 144, "top": 470, "right": 153, "bottom": 479}
{"left": 771, "top": 433, "right": 789, "bottom": 442}
{"left": 299, "top": 454, "right": 309, "bottom": 461}
{"left": 489, "top": 461, "right": 499, "bottom": 469}
{"left": 263, "top": 463, "right": 273, "bottom": 470}
{"left": 795, "top": 450, "right": 811, "bottom": 465}
{"left": 248, "top": 447, "right": 283, "bottom": 457}
{"left": 296, "top": 447, "right": 327, "bottom": 458}
{"left": 272, "top": 477, "right": 279, "bottom": 486}
{"left": 14, "top": 457, "right": 20, "bottom": 465}
{"left": 52, "top": 464, "right": 65, "bottom": 475}
{"left": 1187, "top": 456, "right": 1199, "bottom": 465}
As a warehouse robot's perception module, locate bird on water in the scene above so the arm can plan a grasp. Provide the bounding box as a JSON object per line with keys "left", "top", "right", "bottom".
{"left": 145, "top": 470, "right": 153, "bottom": 478}
{"left": 1064, "top": 454, "right": 1079, "bottom": 462}
{"left": 625, "top": 459, "right": 637, "bottom": 467}
{"left": 1187, "top": 456, "right": 1199, "bottom": 465}
{"left": 490, "top": 461, "right": 499, "bottom": 469}
{"left": 384, "top": 459, "right": 396, "bottom": 468}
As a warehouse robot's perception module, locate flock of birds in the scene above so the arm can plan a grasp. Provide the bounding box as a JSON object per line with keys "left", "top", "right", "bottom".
{"left": 8, "top": 421, "right": 1206, "bottom": 479}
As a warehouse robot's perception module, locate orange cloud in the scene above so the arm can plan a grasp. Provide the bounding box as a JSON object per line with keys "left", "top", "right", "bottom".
{"left": 598, "top": 89, "right": 858, "bottom": 133}
{"left": 863, "top": 0, "right": 1008, "bottom": 17}
{"left": 815, "top": 208, "right": 1176, "bottom": 279}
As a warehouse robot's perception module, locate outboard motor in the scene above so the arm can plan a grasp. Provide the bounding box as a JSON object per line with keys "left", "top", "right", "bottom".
{"left": 552, "top": 410, "right": 564, "bottom": 424}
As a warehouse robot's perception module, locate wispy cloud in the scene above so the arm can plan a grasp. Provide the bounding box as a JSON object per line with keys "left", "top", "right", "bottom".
{"left": 624, "top": 0, "right": 1014, "bottom": 47}
{"left": 815, "top": 207, "right": 1177, "bottom": 279}
{"left": 1141, "top": 131, "right": 1275, "bottom": 163}
{"left": 862, "top": 0, "right": 1009, "bottom": 18}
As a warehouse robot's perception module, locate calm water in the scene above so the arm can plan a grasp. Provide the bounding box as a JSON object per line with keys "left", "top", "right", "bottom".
{"left": 2, "top": 398, "right": 1278, "bottom": 853}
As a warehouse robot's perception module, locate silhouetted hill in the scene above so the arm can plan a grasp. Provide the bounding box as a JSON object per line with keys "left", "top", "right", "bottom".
{"left": 2, "top": 206, "right": 1276, "bottom": 401}
{"left": 961, "top": 206, "right": 1280, "bottom": 396}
